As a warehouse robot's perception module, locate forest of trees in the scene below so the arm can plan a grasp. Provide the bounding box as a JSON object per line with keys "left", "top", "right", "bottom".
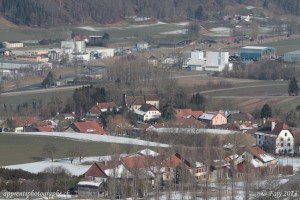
{"left": 0, "top": 0, "right": 299, "bottom": 26}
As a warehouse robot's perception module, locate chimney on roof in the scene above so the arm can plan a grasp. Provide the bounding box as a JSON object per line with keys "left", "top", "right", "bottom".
{"left": 122, "top": 93, "right": 126, "bottom": 107}
{"left": 271, "top": 121, "right": 276, "bottom": 131}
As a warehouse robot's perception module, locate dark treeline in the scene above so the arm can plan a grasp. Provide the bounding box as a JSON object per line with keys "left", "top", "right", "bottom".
{"left": 0, "top": 0, "right": 298, "bottom": 26}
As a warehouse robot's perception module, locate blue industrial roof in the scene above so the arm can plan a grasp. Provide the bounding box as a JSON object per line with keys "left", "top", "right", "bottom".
{"left": 241, "top": 46, "right": 275, "bottom": 51}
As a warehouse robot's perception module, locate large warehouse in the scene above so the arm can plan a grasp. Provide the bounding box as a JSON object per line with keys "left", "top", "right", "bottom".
{"left": 240, "top": 46, "right": 276, "bottom": 61}
{"left": 284, "top": 50, "right": 300, "bottom": 62}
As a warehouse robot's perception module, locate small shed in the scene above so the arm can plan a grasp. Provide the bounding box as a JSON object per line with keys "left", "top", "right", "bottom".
{"left": 77, "top": 181, "right": 106, "bottom": 198}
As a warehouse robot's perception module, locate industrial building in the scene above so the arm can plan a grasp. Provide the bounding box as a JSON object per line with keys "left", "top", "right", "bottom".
{"left": 86, "top": 47, "right": 114, "bottom": 59}
{"left": 0, "top": 60, "right": 52, "bottom": 79}
{"left": 240, "top": 46, "right": 276, "bottom": 61}
{"left": 183, "top": 50, "right": 232, "bottom": 72}
{"left": 2, "top": 41, "right": 23, "bottom": 49}
{"left": 61, "top": 40, "right": 86, "bottom": 55}
{"left": 284, "top": 50, "right": 300, "bottom": 62}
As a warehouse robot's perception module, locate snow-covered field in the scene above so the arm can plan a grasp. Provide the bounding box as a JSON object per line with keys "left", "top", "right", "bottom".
{"left": 4, "top": 155, "right": 120, "bottom": 176}
{"left": 148, "top": 127, "right": 240, "bottom": 135}
{"left": 5, "top": 132, "right": 169, "bottom": 147}
{"left": 78, "top": 21, "right": 167, "bottom": 31}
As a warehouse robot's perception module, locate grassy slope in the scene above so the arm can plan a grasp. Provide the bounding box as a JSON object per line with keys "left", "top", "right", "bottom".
{"left": 0, "top": 133, "right": 148, "bottom": 166}
{"left": 0, "top": 23, "right": 185, "bottom": 42}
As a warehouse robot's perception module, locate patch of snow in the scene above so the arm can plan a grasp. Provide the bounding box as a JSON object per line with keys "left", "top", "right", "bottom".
{"left": 78, "top": 181, "right": 102, "bottom": 187}
{"left": 161, "top": 29, "right": 188, "bottom": 35}
{"left": 4, "top": 132, "right": 169, "bottom": 147}
{"left": 259, "top": 154, "right": 276, "bottom": 163}
{"left": 246, "top": 6, "right": 255, "bottom": 10}
{"left": 173, "top": 22, "right": 189, "bottom": 26}
{"left": 77, "top": 26, "right": 98, "bottom": 31}
{"left": 138, "top": 148, "right": 159, "bottom": 156}
{"left": 205, "top": 27, "right": 231, "bottom": 37}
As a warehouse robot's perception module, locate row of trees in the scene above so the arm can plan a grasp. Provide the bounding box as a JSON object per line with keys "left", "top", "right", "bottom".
{"left": 222, "top": 61, "right": 299, "bottom": 81}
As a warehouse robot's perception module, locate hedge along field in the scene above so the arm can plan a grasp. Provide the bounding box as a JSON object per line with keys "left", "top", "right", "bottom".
{"left": 0, "top": 133, "right": 146, "bottom": 166}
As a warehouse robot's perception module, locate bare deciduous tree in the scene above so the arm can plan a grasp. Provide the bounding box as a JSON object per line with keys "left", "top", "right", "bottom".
{"left": 42, "top": 142, "right": 58, "bottom": 162}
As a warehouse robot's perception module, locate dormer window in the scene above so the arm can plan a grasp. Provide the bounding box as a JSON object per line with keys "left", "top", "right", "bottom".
{"left": 285, "top": 132, "right": 287, "bottom": 137}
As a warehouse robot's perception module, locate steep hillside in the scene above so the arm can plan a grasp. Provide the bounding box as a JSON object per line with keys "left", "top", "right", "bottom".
{"left": 0, "top": 0, "right": 298, "bottom": 27}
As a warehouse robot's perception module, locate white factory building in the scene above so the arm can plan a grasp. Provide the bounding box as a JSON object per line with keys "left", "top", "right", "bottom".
{"left": 183, "top": 50, "right": 232, "bottom": 72}
{"left": 60, "top": 40, "right": 114, "bottom": 62}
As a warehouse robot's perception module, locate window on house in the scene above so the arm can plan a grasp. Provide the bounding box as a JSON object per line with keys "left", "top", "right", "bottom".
{"left": 288, "top": 138, "right": 290, "bottom": 141}
{"left": 288, "top": 143, "right": 291, "bottom": 146}
{"left": 281, "top": 143, "right": 283, "bottom": 147}
{"left": 285, "top": 132, "right": 287, "bottom": 136}
{"left": 259, "top": 135, "right": 261, "bottom": 139}
{"left": 280, "top": 138, "right": 283, "bottom": 141}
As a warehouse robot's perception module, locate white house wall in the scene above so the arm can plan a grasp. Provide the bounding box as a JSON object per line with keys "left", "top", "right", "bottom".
{"left": 276, "top": 130, "right": 294, "bottom": 154}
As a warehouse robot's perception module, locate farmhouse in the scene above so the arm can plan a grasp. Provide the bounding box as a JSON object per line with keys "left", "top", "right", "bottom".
{"left": 160, "top": 153, "right": 191, "bottom": 182}
{"left": 135, "top": 104, "right": 161, "bottom": 122}
{"left": 255, "top": 121, "right": 300, "bottom": 155}
{"left": 67, "top": 121, "right": 106, "bottom": 135}
{"left": 199, "top": 112, "right": 227, "bottom": 126}
{"left": 125, "top": 94, "right": 159, "bottom": 112}
{"left": 87, "top": 101, "right": 118, "bottom": 118}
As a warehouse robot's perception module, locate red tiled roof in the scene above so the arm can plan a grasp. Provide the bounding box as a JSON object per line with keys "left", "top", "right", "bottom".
{"left": 72, "top": 121, "right": 106, "bottom": 134}
{"left": 126, "top": 96, "right": 145, "bottom": 106}
{"left": 96, "top": 102, "right": 117, "bottom": 111}
{"left": 144, "top": 94, "right": 159, "bottom": 101}
{"left": 139, "top": 104, "right": 159, "bottom": 112}
{"left": 34, "top": 121, "right": 51, "bottom": 127}
{"left": 191, "top": 111, "right": 204, "bottom": 118}
{"left": 176, "top": 109, "right": 192, "bottom": 118}
{"left": 89, "top": 102, "right": 117, "bottom": 114}
{"left": 121, "top": 155, "right": 155, "bottom": 170}
{"left": 14, "top": 116, "right": 36, "bottom": 127}
{"left": 176, "top": 109, "right": 203, "bottom": 118}
{"left": 38, "top": 126, "right": 53, "bottom": 132}
{"left": 89, "top": 105, "right": 101, "bottom": 115}
{"left": 84, "top": 162, "right": 108, "bottom": 178}
{"left": 250, "top": 146, "right": 275, "bottom": 163}
{"left": 175, "top": 117, "right": 206, "bottom": 127}
{"left": 271, "top": 122, "right": 289, "bottom": 135}
{"left": 161, "top": 153, "right": 191, "bottom": 168}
